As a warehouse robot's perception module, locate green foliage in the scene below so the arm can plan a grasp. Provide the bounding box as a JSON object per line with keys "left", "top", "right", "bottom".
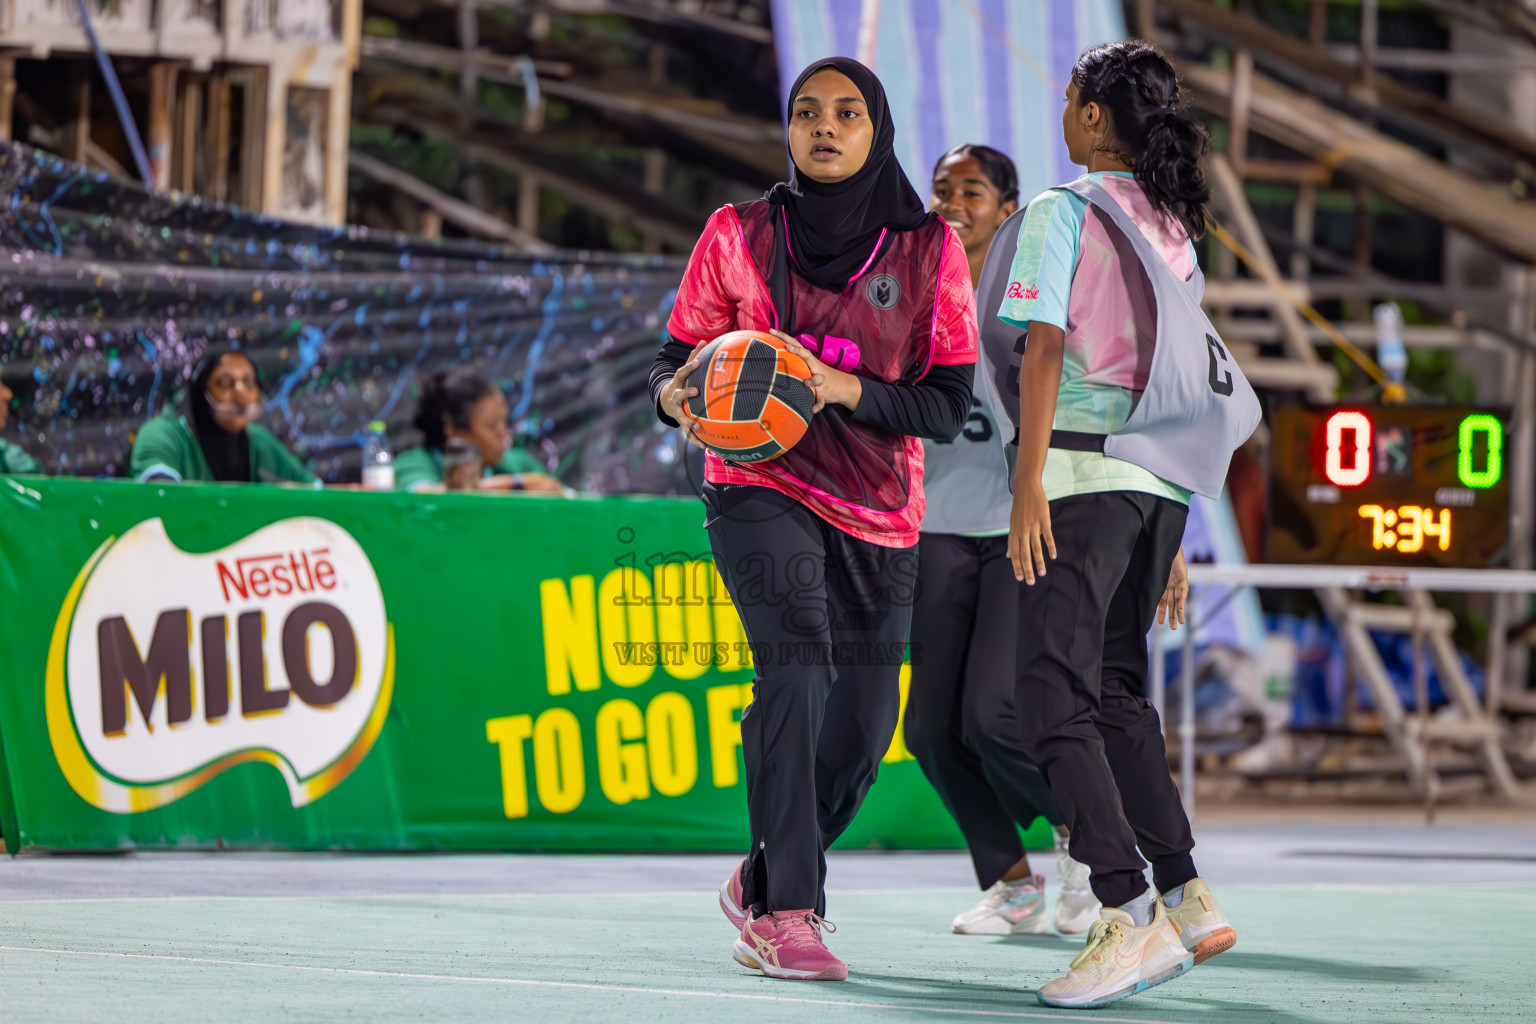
{"left": 1405, "top": 349, "right": 1476, "bottom": 403}
{"left": 1327, "top": 346, "right": 1477, "bottom": 403}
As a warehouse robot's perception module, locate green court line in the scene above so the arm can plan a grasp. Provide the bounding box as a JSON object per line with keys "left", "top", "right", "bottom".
{"left": 3, "top": 884, "right": 1532, "bottom": 1022}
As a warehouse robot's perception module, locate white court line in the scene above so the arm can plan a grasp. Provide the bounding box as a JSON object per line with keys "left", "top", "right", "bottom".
{"left": 0, "top": 945, "right": 1191, "bottom": 1024}
{"left": 2, "top": 879, "right": 1530, "bottom": 906}
{"left": 0, "top": 889, "right": 955, "bottom": 905}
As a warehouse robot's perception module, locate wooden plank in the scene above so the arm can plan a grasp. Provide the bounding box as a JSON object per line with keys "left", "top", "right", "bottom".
{"left": 369, "top": 107, "right": 701, "bottom": 249}
{"left": 641, "top": 146, "right": 665, "bottom": 253}
{"left": 1291, "top": 183, "right": 1316, "bottom": 280}
{"left": 237, "top": 69, "right": 266, "bottom": 211}
{"left": 148, "top": 62, "right": 176, "bottom": 191}
{"left": 209, "top": 71, "right": 230, "bottom": 202}
{"left": 325, "top": 77, "right": 352, "bottom": 226}
{"left": 1229, "top": 49, "right": 1251, "bottom": 168}
{"left": 1229, "top": 355, "right": 1339, "bottom": 394}
{"left": 260, "top": 67, "right": 285, "bottom": 215}
{"left": 1207, "top": 153, "right": 1328, "bottom": 390}
{"left": 70, "top": 66, "right": 91, "bottom": 165}
{"left": 1203, "top": 279, "right": 1312, "bottom": 306}
{"left": 0, "top": 55, "right": 15, "bottom": 144}
{"left": 358, "top": 36, "right": 779, "bottom": 146}
{"left": 1361, "top": 0, "right": 1379, "bottom": 71}
{"left": 348, "top": 149, "right": 556, "bottom": 252}
{"left": 433, "top": 0, "right": 775, "bottom": 44}
{"left": 458, "top": 1, "right": 479, "bottom": 102}
{"left": 360, "top": 35, "right": 571, "bottom": 79}
{"left": 518, "top": 174, "right": 539, "bottom": 235}
{"left": 1183, "top": 63, "right": 1536, "bottom": 266}
{"left": 419, "top": 208, "right": 443, "bottom": 240}
{"left": 1160, "top": 0, "right": 1536, "bottom": 168}
{"left": 355, "top": 62, "right": 782, "bottom": 180}
{"left": 539, "top": 76, "right": 782, "bottom": 146}
{"left": 1214, "top": 319, "right": 1492, "bottom": 349}
{"left": 1231, "top": 158, "right": 1330, "bottom": 186}
{"left": 1320, "top": 44, "right": 1536, "bottom": 74}
{"left": 177, "top": 74, "right": 200, "bottom": 193}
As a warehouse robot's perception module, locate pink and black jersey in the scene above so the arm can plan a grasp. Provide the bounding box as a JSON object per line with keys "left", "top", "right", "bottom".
{"left": 667, "top": 200, "right": 978, "bottom": 548}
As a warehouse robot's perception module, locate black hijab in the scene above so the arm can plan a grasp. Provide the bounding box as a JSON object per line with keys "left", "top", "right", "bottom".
{"left": 766, "top": 57, "right": 935, "bottom": 293}
{"left": 185, "top": 344, "right": 253, "bottom": 483}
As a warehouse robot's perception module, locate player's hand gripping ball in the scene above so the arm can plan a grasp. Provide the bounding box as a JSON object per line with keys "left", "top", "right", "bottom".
{"left": 680, "top": 330, "right": 818, "bottom": 462}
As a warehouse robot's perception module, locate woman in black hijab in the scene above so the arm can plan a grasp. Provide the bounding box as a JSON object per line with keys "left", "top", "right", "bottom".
{"left": 764, "top": 56, "right": 935, "bottom": 291}
{"left": 131, "top": 345, "right": 315, "bottom": 484}
{"left": 649, "top": 57, "right": 980, "bottom": 981}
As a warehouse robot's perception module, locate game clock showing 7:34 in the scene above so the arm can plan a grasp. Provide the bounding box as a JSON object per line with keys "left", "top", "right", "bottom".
{"left": 1267, "top": 405, "right": 1511, "bottom": 568}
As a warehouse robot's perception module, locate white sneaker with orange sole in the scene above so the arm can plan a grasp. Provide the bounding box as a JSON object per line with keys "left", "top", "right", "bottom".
{"left": 1162, "top": 877, "right": 1237, "bottom": 964}
{"left": 1035, "top": 902, "right": 1193, "bottom": 1009}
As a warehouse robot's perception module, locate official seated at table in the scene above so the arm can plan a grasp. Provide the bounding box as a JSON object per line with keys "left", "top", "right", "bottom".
{"left": 0, "top": 361, "right": 41, "bottom": 475}
{"left": 441, "top": 438, "right": 487, "bottom": 492}
{"left": 396, "top": 369, "right": 563, "bottom": 493}
{"left": 130, "top": 345, "right": 317, "bottom": 485}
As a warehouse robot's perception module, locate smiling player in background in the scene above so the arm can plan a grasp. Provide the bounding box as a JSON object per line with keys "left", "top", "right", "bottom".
{"left": 907, "top": 144, "right": 1099, "bottom": 938}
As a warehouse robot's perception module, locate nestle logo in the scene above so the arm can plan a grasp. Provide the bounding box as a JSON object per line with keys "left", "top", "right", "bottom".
{"left": 217, "top": 549, "right": 338, "bottom": 602}
{"left": 1005, "top": 283, "right": 1039, "bottom": 300}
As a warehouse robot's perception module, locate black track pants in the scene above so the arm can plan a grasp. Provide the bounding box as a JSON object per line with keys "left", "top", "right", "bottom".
{"left": 905, "top": 532, "right": 1063, "bottom": 890}
{"left": 1014, "top": 491, "right": 1198, "bottom": 909}
{"left": 704, "top": 482, "right": 912, "bottom": 915}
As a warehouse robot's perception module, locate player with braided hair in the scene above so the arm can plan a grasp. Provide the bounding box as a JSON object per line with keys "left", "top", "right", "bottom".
{"left": 984, "top": 41, "right": 1239, "bottom": 1008}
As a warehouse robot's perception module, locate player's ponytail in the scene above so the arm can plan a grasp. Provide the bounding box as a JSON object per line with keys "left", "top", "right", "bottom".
{"left": 413, "top": 368, "right": 495, "bottom": 452}
{"left": 1071, "top": 41, "right": 1211, "bottom": 240}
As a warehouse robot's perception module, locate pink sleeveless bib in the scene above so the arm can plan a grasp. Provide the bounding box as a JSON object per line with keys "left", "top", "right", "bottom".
{"left": 667, "top": 202, "right": 975, "bottom": 547}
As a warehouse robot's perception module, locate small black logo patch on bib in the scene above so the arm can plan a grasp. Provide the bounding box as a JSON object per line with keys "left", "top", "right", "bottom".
{"left": 865, "top": 274, "right": 900, "bottom": 310}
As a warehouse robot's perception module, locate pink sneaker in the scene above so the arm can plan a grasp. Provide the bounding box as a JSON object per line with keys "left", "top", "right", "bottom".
{"left": 719, "top": 859, "right": 747, "bottom": 930}
{"left": 732, "top": 908, "right": 847, "bottom": 981}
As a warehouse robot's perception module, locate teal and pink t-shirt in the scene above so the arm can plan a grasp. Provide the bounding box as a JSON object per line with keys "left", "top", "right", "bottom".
{"left": 997, "top": 171, "right": 1194, "bottom": 505}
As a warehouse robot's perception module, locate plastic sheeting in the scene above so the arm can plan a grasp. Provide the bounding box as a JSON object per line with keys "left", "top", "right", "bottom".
{"left": 0, "top": 142, "right": 691, "bottom": 491}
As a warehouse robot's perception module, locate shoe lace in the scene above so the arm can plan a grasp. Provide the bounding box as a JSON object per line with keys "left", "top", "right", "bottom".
{"left": 777, "top": 911, "right": 836, "bottom": 950}
{"left": 979, "top": 879, "right": 1022, "bottom": 910}
{"left": 1069, "top": 918, "right": 1125, "bottom": 971}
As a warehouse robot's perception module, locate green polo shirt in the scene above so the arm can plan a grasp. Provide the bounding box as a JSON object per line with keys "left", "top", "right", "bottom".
{"left": 0, "top": 438, "right": 40, "bottom": 475}
{"left": 130, "top": 413, "right": 317, "bottom": 485}
{"left": 394, "top": 445, "right": 546, "bottom": 491}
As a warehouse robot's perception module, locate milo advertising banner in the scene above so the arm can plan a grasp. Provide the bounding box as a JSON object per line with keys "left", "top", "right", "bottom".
{"left": 0, "top": 478, "right": 1048, "bottom": 853}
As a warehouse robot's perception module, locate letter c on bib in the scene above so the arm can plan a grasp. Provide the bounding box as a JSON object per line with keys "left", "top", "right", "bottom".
{"left": 1205, "top": 334, "right": 1234, "bottom": 397}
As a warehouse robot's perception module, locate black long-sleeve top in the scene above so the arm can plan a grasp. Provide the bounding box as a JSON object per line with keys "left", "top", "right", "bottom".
{"left": 649, "top": 337, "right": 975, "bottom": 441}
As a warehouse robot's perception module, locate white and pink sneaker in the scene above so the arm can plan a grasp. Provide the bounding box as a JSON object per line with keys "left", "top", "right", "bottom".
{"left": 732, "top": 908, "right": 847, "bottom": 981}
{"left": 951, "top": 874, "right": 1049, "bottom": 935}
{"left": 719, "top": 859, "right": 748, "bottom": 930}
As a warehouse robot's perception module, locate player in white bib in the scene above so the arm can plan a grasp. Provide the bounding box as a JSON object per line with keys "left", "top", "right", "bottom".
{"left": 908, "top": 144, "right": 1098, "bottom": 938}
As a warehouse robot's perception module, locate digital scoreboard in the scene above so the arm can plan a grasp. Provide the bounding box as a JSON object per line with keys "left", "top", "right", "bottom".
{"left": 1267, "top": 405, "right": 1511, "bottom": 568}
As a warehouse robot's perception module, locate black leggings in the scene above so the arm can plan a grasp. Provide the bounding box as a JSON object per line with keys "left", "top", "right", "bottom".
{"left": 1014, "top": 491, "right": 1197, "bottom": 909}
{"left": 704, "top": 481, "right": 913, "bottom": 915}
{"left": 905, "top": 533, "right": 1063, "bottom": 890}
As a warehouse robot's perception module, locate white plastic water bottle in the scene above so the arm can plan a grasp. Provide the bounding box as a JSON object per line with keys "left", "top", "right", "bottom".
{"left": 1373, "top": 302, "right": 1408, "bottom": 385}
{"left": 361, "top": 421, "right": 395, "bottom": 491}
